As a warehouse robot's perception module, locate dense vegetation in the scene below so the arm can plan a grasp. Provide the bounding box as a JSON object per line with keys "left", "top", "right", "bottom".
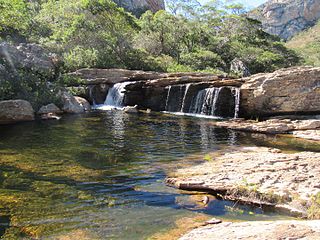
{"left": 0, "top": 0, "right": 300, "bottom": 73}
{"left": 0, "top": 0, "right": 300, "bottom": 108}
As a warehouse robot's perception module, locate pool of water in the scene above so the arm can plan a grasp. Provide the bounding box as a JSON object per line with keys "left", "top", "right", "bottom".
{"left": 0, "top": 111, "right": 317, "bottom": 239}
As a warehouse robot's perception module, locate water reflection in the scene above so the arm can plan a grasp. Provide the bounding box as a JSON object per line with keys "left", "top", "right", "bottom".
{"left": 0, "top": 112, "right": 309, "bottom": 239}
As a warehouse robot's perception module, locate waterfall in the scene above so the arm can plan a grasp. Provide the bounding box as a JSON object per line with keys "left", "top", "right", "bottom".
{"left": 233, "top": 87, "right": 240, "bottom": 118}
{"left": 180, "top": 84, "right": 191, "bottom": 112}
{"left": 165, "top": 86, "right": 172, "bottom": 111}
{"left": 104, "top": 82, "right": 131, "bottom": 107}
{"left": 164, "top": 84, "right": 241, "bottom": 118}
{"left": 189, "top": 87, "right": 222, "bottom": 116}
{"left": 95, "top": 82, "right": 131, "bottom": 110}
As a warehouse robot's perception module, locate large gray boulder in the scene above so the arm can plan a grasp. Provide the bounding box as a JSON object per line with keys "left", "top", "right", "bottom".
{"left": 249, "top": 0, "right": 320, "bottom": 40}
{"left": 0, "top": 42, "right": 56, "bottom": 77}
{"left": 37, "top": 103, "right": 62, "bottom": 115}
{"left": 240, "top": 67, "right": 320, "bottom": 117}
{"left": 0, "top": 100, "right": 35, "bottom": 124}
{"left": 60, "top": 92, "right": 91, "bottom": 113}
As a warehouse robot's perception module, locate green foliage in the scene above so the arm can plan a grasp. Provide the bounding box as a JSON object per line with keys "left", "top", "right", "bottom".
{"left": 0, "top": 0, "right": 30, "bottom": 38}
{"left": 0, "top": 69, "right": 61, "bottom": 110}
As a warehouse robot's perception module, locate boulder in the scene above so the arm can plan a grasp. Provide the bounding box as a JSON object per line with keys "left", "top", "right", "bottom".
{"left": 240, "top": 67, "right": 320, "bottom": 117}
{"left": 0, "top": 42, "right": 57, "bottom": 77}
{"left": 60, "top": 92, "right": 91, "bottom": 113}
{"left": 37, "top": 103, "right": 62, "bottom": 115}
{"left": 230, "top": 58, "right": 250, "bottom": 77}
{"left": 0, "top": 100, "right": 35, "bottom": 124}
{"left": 249, "top": 0, "right": 320, "bottom": 40}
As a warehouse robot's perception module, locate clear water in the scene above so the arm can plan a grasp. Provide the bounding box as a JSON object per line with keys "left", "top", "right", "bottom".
{"left": 0, "top": 111, "right": 316, "bottom": 239}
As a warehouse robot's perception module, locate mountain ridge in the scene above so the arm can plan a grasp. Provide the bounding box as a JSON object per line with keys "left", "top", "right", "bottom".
{"left": 249, "top": 0, "right": 320, "bottom": 40}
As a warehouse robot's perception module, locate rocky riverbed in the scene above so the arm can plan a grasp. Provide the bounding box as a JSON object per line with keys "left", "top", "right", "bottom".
{"left": 166, "top": 145, "right": 320, "bottom": 239}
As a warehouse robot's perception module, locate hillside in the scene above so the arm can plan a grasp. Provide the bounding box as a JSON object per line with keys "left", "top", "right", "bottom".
{"left": 286, "top": 21, "right": 320, "bottom": 66}
{"left": 249, "top": 0, "right": 320, "bottom": 40}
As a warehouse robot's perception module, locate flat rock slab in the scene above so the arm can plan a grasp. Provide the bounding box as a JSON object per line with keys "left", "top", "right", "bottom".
{"left": 212, "top": 119, "right": 320, "bottom": 141}
{"left": 180, "top": 220, "right": 320, "bottom": 240}
{"left": 166, "top": 147, "right": 320, "bottom": 216}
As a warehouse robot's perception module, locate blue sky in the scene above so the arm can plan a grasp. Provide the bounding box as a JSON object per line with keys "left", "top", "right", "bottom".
{"left": 198, "top": 0, "right": 266, "bottom": 8}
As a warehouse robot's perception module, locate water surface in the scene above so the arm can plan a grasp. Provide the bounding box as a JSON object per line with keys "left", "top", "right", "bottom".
{"left": 0, "top": 111, "right": 315, "bottom": 239}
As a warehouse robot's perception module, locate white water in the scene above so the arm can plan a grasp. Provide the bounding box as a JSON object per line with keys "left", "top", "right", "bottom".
{"left": 180, "top": 84, "right": 191, "bottom": 112}
{"left": 95, "top": 82, "right": 132, "bottom": 110}
{"left": 164, "top": 84, "right": 240, "bottom": 119}
{"left": 189, "top": 87, "right": 222, "bottom": 116}
{"left": 165, "top": 86, "right": 172, "bottom": 111}
{"left": 233, "top": 87, "right": 240, "bottom": 118}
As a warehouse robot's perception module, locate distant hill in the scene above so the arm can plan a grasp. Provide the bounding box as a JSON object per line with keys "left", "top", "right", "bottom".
{"left": 249, "top": 0, "right": 320, "bottom": 40}
{"left": 286, "top": 20, "right": 320, "bottom": 66}
{"left": 113, "top": 0, "right": 165, "bottom": 16}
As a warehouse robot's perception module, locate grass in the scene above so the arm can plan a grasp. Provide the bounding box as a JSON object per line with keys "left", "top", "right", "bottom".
{"left": 286, "top": 20, "right": 320, "bottom": 66}
{"left": 307, "top": 192, "right": 320, "bottom": 219}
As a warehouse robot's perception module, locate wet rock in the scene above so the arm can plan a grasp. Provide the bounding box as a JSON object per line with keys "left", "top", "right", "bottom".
{"left": 123, "top": 105, "right": 138, "bottom": 113}
{"left": 211, "top": 119, "right": 320, "bottom": 140}
{"left": 240, "top": 67, "right": 320, "bottom": 117}
{"left": 0, "top": 100, "right": 35, "bottom": 124}
{"left": 180, "top": 220, "right": 320, "bottom": 240}
{"left": 40, "top": 113, "right": 61, "bottom": 121}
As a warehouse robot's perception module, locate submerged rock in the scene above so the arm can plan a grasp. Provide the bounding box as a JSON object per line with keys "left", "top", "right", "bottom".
{"left": 0, "top": 100, "right": 35, "bottom": 124}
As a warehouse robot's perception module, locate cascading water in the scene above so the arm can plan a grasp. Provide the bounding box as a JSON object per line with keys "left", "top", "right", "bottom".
{"left": 164, "top": 84, "right": 241, "bottom": 118}
{"left": 233, "top": 87, "right": 241, "bottom": 118}
{"left": 95, "top": 82, "right": 132, "bottom": 110}
{"left": 189, "top": 87, "right": 222, "bottom": 116}
{"left": 180, "top": 84, "right": 191, "bottom": 112}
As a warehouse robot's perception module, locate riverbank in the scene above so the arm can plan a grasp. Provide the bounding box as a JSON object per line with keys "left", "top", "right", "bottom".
{"left": 166, "top": 145, "right": 320, "bottom": 239}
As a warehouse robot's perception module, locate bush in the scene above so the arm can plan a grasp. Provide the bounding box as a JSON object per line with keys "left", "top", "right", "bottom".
{"left": 0, "top": 68, "right": 61, "bottom": 110}
{"left": 63, "top": 46, "right": 98, "bottom": 71}
{"left": 180, "top": 50, "right": 225, "bottom": 70}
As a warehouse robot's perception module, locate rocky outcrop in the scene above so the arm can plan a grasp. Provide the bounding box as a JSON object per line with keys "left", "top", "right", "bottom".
{"left": 249, "top": 0, "right": 320, "bottom": 40}
{"left": 240, "top": 67, "right": 320, "bottom": 117}
{"left": 60, "top": 92, "right": 91, "bottom": 113}
{"left": 180, "top": 220, "right": 320, "bottom": 240}
{"left": 113, "top": 0, "right": 165, "bottom": 16}
{"left": 212, "top": 119, "right": 320, "bottom": 135}
{"left": 0, "top": 42, "right": 57, "bottom": 77}
{"left": 0, "top": 100, "right": 35, "bottom": 124}
{"left": 166, "top": 146, "right": 320, "bottom": 217}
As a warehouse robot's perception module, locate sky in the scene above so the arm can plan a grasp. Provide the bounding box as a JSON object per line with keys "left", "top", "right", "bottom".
{"left": 198, "top": 0, "right": 267, "bottom": 8}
